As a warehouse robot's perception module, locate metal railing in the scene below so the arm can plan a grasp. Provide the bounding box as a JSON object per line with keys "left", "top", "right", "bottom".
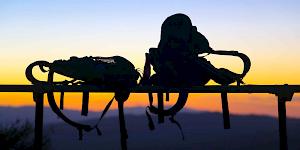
{"left": 0, "top": 84, "right": 297, "bottom": 150}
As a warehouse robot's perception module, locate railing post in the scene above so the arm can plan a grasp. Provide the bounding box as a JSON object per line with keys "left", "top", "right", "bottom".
{"left": 221, "top": 92, "right": 230, "bottom": 129}
{"left": 276, "top": 85, "right": 294, "bottom": 150}
{"left": 118, "top": 100, "right": 128, "bottom": 150}
{"left": 278, "top": 97, "right": 288, "bottom": 150}
{"left": 115, "top": 91, "right": 130, "bottom": 150}
{"left": 33, "top": 92, "right": 44, "bottom": 150}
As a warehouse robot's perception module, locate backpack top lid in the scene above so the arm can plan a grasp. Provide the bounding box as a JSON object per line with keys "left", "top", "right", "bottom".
{"left": 159, "top": 13, "right": 193, "bottom": 48}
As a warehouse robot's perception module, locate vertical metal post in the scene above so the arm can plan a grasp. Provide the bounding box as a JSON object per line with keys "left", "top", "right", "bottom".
{"left": 33, "top": 92, "right": 44, "bottom": 150}
{"left": 115, "top": 90, "right": 130, "bottom": 150}
{"left": 278, "top": 98, "right": 288, "bottom": 150}
{"left": 157, "top": 92, "right": 164, "bottom": 123}
{"left": 118, "top": 100, "right": 128, "bottom": 150}
{"left": 221, "top": 92, "right": 230, "bottom": 129}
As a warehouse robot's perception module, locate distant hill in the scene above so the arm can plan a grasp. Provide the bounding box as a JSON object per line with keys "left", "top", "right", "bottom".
{"left": 0, "top": 106, "right": 149, "bottom": 125}
{"left": 46, "top": 112, "right": 300, "bottom": 150}
{"left": 0, "top": 106, "right": 197, "bottom": 124}
{"left": 2, "top": 106, "right": 300, "bottom": 150}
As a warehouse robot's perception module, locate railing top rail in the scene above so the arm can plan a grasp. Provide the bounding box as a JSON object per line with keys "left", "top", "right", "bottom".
{"left": 0, "top": 84, "right": 299, "bottom": 95}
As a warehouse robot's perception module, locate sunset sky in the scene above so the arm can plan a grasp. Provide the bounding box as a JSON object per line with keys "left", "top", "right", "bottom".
{"left": 0, "top": 0, "right": 300, "bottom": 118}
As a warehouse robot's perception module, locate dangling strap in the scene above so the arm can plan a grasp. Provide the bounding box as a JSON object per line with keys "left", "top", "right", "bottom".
{"left": 165, "top": 92, "right": 169, "bottom": 102}
{"left": 95, "top": 126, "right": 102, "bottom": 136}
{"left": 140, "top": 53, "right": 151, "bottom": 85}
{"left": 148, "top": 92, "right": 153, "bottom": 106}
{"left": 146, "top": 106, "right": 155, "bottom": 130}
{"left": 146, "top": 92, "right": 155, "bottom": 130}
{"left": 78, "top": 128, "right": 83, "bottom": 140}
{"left": 60, "top": 92, "right": 64, "bottom": 110}
{"left": 157, "top": 92, "right": 165, "bottom": 123}
{"left": 78, "top": 96, "right": 114, "bottom": 139}
{"left": 169, "top": 115, "right": 185, "bottom": 140}
{"left": 93, "top": 96, "right": 115, "bottom": 134}
{"left": 148, "top": 92, "right": 189, "bottom": 117}
{"left": 81, "top": 91, "right": 89, "bottom": 116}
{"left": 47, "top": 80, "right": 114, "bottom": 140}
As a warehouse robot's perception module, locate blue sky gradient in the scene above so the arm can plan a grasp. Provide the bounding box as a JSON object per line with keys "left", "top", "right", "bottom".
{"left": 0, "top": 0, "right": 300, "bottom": 84}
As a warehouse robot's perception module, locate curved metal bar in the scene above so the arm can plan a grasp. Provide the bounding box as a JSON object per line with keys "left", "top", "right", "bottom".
{"left": 211, "top": 50, "right": 251, "bottom": 79}
{"left": 25, "top": 61, "right": 50, "bottom": 84}
{"left": 25, "top": 61, "right": 71, "bottom": 85}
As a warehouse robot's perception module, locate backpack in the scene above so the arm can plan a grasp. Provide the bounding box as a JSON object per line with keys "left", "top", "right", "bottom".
{"left": 26, "top": 56, "right": 140, "bottom": 141}
{"left": 141, "top": 14, "right": 251, "bottom": 140}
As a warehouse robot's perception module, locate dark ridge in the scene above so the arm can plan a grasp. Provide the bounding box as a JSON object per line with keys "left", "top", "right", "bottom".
{"left": 46, "top": 112, "right": 300, "bottom": 150}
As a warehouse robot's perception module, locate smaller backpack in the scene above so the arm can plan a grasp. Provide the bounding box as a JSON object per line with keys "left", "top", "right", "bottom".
{"left": 26, "top": 55, "right": 140, "bottom": 141}
{"left": 50, "top": 56, "right": 140, "bottom": 88}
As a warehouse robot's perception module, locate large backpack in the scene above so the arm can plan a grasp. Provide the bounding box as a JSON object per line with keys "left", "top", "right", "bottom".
{"left": 141, "top": 14, "right": 251, "bottom": 140}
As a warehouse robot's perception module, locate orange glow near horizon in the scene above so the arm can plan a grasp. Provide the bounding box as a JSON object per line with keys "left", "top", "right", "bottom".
{"left": 1, "top": 0, "right": 300, "bottom": 120}
{"left": 1, "top": 55, "right": 300, "bottom": 119}
{"left": 1, "top": 92, "right": 300, "bottom": 119}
